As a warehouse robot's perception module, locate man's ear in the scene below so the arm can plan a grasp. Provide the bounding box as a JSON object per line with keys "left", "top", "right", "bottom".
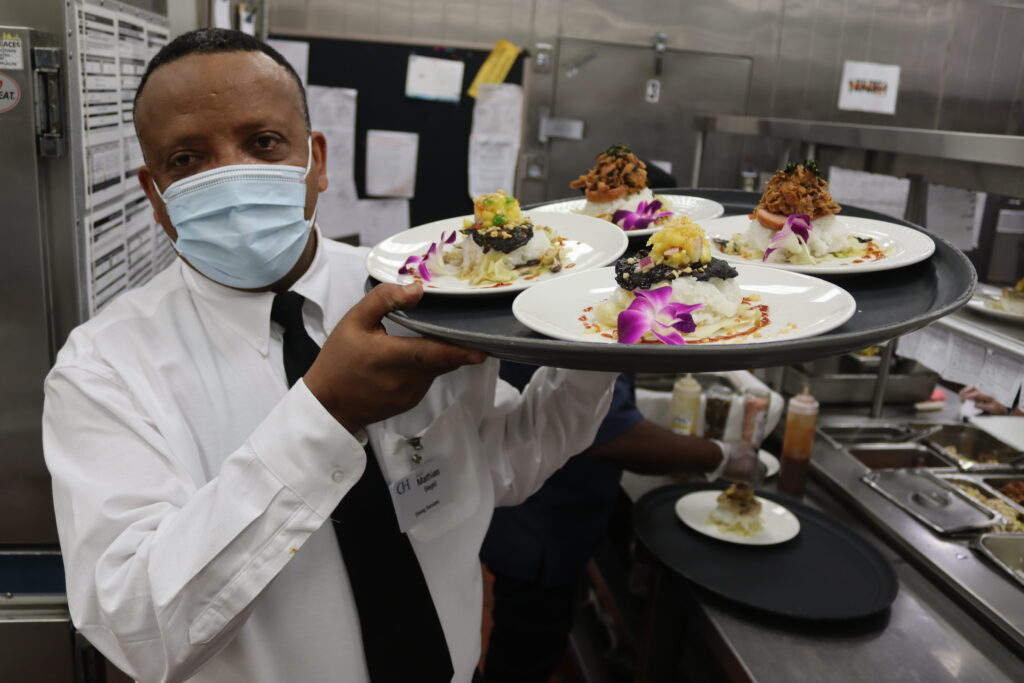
{"left": 312, "top": 131, "right": 328, "bottom": 193}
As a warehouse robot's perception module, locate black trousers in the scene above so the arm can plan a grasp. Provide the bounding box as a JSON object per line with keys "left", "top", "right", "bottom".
{"left": 482, "top": 571, "right": 579, "bottom": 683}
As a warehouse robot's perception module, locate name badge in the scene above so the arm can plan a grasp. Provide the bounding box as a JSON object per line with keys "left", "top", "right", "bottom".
{"left": 388, "top": 457, "right": 453, "bottom": 532}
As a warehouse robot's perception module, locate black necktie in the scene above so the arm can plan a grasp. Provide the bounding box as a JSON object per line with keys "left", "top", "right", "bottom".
{"left": 270, "top": 292, "right": 454, "bottom": 683}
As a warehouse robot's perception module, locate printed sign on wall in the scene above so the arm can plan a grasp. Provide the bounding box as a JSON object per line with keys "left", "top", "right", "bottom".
{"left": 837, "top": 60, "right": 900, "bottom": 115}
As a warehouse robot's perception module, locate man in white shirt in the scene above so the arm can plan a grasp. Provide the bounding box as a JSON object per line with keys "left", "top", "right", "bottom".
{"left": 42, "top": 29, "right": 614, "bottom": 683}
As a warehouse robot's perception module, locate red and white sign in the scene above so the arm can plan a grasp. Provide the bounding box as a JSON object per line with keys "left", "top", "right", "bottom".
{"left": 0, "top": 71, "right": 21, "bottom": 114}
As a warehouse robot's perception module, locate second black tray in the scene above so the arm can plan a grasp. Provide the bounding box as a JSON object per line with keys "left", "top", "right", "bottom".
{"left": 633, "top": 483, "right": 899, "bottom": 621}
{"left": 374, "top": 189, "right": 976, "bottom": 372}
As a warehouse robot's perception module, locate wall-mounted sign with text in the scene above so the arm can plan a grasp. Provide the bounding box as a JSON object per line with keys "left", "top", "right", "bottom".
{"left": 837, "top": 60, "right": 900, "bottom": 115}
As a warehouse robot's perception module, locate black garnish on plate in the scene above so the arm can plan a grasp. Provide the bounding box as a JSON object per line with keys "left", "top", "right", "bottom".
{"left": 466, "top": 222, "right": 534, "bottom": 254}
{"left": 614, "top": 251, "right": 738, "bottom": 290}
{"left": 854, "top": 235, "right": 873, "bottom": 243}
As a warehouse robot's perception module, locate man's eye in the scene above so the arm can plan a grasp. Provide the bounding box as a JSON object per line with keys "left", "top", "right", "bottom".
{"left": 255, "top": 135, "right": 278, "bottom": 149}
{"left": 171, "top": 154, "right": 193, "bottom": 168}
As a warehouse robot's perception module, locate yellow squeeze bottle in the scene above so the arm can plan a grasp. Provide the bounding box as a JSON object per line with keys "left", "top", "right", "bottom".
{"left": 670, "top": 374, "right": 702, "bottom": 436}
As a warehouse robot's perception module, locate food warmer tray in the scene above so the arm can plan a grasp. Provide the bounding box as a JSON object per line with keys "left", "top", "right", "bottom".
{"left": 632, "top": 482, "right": 898, "bottom": 620}
{"left": 371, "top": 189, "right": 976, "bottom": 372}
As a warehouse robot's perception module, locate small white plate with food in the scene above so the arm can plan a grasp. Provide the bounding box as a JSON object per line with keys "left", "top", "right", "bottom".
{"left": 365, "top": 191, "right": 627, "bottom": 295}
{"left": 675, "top": 487, "right": 800, "bottom": 546}
{"left": 701, "top": 160, "right": 934, "bottom": 274}
{"left": 539, "top": 143, "right": 724, "bottom": 237}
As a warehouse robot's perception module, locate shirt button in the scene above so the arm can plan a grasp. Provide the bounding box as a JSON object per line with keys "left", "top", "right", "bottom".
{"left": 331, "top": 469, "right": 345, "bottom": 483}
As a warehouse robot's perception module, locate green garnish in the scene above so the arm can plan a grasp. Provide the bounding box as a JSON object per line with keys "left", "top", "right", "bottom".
{"left": 492, "top": 214, "right": 506, "bottom": 226}
{"left": 506, "top": 195, "right": 516, "bottom": 204}
{"left": 782, "top": 159, "right": 821, "bottom": 176}
{"left": 603, "top": 143, "right": 633, "bottom": 157}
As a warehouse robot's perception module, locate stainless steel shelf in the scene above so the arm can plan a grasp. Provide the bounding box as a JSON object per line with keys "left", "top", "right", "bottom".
{"left": 695, "top": 115, "right": 1024, "bottom": 169}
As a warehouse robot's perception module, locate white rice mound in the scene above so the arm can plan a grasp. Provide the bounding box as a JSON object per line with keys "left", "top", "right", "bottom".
{"left": 580, "top": 187, "right": 656, "bottom": 218}
{"left": 708, "top": 505, "right": 763, "bottom": 534}
{"left": 457, "top": 227, "right": 553, "bottom": 275}
{"left": 595, "top": 275, "right": 742, "bottom": 330}
{"left": 746, "top": 214, "right": 858, "bottom": 262}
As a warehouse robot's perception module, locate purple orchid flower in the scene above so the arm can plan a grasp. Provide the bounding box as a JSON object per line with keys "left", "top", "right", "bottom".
{"left": 400, "top": 231, "right": 457, "bottom": 281}
{"left": 611, "top": 200, "right": 673, "bottom": 232}
{"left": 617, "top": 286, "right": 703, "bottom": 345}
{"left": 763, "top": 213, "right": 813, "bottom": 261}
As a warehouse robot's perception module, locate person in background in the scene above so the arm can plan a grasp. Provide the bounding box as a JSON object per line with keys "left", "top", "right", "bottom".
{"left": 42, "top": 29, "right": 615, "bottom": 683}
{"left": 480, "top": 364, "right": 765, "bottom": 683}
{"left": 959, "top": 386, "right": 1023, "bottom": 416}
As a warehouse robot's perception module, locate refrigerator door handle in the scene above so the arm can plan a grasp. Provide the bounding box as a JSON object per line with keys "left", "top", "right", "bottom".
{"left": 33, "top": 46, "right": 65, "bottom": 157}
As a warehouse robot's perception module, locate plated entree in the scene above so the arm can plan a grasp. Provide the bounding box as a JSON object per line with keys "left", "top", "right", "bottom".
{"left": 586, "top": 218, "right": 768, "bottom": 344}
{"left": 570, "top": 144, "right": 671, "bottom": 229}
{"left": 400, "top": 190, "right": 566, "bottom": 286}
{"left": 708, "top": 484, "right": 764, "bottom": 536}
{"left": 716, "top": 160, "right": 887, "bottom": 265}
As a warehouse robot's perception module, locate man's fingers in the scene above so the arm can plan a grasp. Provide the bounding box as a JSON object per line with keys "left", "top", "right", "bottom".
{"left": 391, "top": 336, "right": 487, "bottom": 371}
{"left": 342, "top": 283, "right": 423, "bottom": 330}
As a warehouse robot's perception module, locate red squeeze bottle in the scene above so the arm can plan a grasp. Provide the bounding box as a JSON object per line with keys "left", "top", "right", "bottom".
{"left": 777, "top": 387, "right": 819, "bottom": 496}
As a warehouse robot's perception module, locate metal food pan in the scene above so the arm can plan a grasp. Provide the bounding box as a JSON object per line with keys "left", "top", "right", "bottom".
{"left": 861, "top": 468, "right": 1003, "bottom": 535}
{"left": 936, "top": 474, "right": 1024, "bottom": 533}
{"left": 783, "top": 366, "right": 938, "bottom": 405}
{"left": 917, "top": 424, "right": 1021, "bottom": 471}
{"left": 983, "top": 477, "right": 1024, "bottom": 508}
{"left": 847, "top": 442, "right": 956, "bottom": 470}
{"left": 820, "top": 423, "right": 914, "bottom": 445}
{"left": 972, "top": 533, "right": 1024, "bottom": 590}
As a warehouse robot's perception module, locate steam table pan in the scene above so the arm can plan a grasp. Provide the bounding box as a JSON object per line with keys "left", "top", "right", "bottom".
{"left": 371, "top": 189, "right": 976, "bottom": 372}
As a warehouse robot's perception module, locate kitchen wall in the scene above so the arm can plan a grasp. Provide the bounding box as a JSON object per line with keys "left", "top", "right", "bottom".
{"left": 269, "top": 0, "right": 1024, "bottom": 206}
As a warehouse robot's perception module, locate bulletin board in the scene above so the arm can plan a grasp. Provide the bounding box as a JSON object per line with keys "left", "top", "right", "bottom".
{"left": 270, "top": 33, "right": 526, "bottom": 227}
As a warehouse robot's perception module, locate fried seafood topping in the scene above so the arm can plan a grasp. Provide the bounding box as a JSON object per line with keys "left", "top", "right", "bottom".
{"left": 751, "top": 160, "right": 840, "bottom": 220}
{"left": 613, "top": 251, "right": 737, "bottom": 290}
{"left": 569, "top": 143, "right": 649, "bottom": 202}
{"left": 718, "top": 484, "right": 761, "bottom": 516}
{"left": 466, "top": 221, "right": 534, "bottom": 254}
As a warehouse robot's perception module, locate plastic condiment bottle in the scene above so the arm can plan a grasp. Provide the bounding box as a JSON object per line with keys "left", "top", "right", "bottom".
{"left": 741, "top": 388, "right": 771, "bottom": 445}
{"left": 778, "top": 387, "right": 820, "bottom": 496}
{"left": 670, "top": 374, "right": 702, "bottom": 436}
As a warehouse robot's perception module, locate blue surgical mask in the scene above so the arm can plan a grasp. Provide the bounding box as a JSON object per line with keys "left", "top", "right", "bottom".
{"left": 155, "top": 138, "right": 316, "bottom": 289}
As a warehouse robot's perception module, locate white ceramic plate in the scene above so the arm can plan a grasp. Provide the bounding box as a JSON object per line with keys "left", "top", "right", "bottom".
{"left": 759, "top": 449, "right": 780, "bottom": 478}
{"left": 511, "top": 264, "right": 857, "bottom": 345}
{"left": 700, "top": 215, "right": 936, "bottom": 274}
{"left": 537, "top": 195, "right": 726, "bottom": 237}
{"left": 965, "top": 297, "right": 1024, "bottom": 324}
{"left": 675, "top": 490, "right": 801, "bottom": 545}
{"left": 365, "top": 212, "right": 628, "bottom": 295}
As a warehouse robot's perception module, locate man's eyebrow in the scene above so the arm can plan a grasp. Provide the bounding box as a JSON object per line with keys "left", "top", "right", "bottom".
{"left": 232, "top": 119, "right": 294, "bottom": 135}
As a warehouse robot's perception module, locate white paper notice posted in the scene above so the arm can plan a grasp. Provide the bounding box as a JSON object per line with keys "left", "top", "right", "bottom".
{"left": 468, "top": 83, "right": 523, "bottom": 198}
{"left": 405, "top": 54, "right": 464, "bottom": 103}
{"left": 366, "top": 130, "right": 419, "bottom": 198}
{"left": 837, "top": 61, "right": 900, "bottom": 115}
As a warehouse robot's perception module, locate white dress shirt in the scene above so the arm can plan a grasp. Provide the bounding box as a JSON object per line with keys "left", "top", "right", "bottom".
{"left": 43, "top": 232, "right": 614, "bottom": 683}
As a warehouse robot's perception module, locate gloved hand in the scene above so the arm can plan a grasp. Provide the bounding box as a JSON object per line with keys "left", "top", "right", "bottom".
{"left": 709, "top": 440, "right": 767, "bottom": 489}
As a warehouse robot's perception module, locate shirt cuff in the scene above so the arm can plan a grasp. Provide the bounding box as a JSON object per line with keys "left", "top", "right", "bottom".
{"left": 248, "top": 379, "right": 367, "bottom": 518}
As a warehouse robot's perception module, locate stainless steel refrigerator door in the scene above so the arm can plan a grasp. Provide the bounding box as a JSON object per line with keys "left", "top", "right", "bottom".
{"left": 0, "top": 27, "right": 63, "bottom": 544}
{"left": 544, "top": 38, "right": 752, "bottom": 197}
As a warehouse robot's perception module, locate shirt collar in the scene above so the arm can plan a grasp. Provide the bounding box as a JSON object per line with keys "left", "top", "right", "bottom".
{"left": 182, "top": 226, "right": 329, "bottom": 355}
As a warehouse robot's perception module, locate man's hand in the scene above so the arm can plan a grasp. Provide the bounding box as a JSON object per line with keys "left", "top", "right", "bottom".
{"left": 304, "top": 282, "right": 487, "bottom": 433}
{"left": 720, "top": 441, "right": 768, "bottom": 489}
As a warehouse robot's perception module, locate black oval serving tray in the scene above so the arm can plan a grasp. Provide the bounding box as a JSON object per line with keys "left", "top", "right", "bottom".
{"left": 370, "top": 189, "right": 976, "bottom": 372}
{"left": 633, "top": 482, "right": 899, "bottom": 621}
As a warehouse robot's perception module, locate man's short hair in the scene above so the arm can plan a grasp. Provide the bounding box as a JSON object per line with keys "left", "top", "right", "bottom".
{"left": 133, "top": 28, "right": 310, "bottom": 133}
